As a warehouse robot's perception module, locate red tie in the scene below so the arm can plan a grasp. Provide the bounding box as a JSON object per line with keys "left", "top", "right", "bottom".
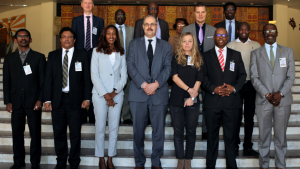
{"left": 218, "top": 49, "right": 225, "bottom": 72}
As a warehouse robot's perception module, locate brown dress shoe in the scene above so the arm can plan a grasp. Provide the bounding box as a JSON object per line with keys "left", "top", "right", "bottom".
{"left": 134, "top": 167, "right": 145, "bottom": 169}
{"left": 151, "top": 166, "right": 163, "bottom": 169}
{"left": 275, "top": 167, "right": 282, "bottom": 169}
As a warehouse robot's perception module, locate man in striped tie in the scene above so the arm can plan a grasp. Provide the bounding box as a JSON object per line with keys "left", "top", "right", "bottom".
{"left": 202, "top": 27, "right": 246, "bottom": 169}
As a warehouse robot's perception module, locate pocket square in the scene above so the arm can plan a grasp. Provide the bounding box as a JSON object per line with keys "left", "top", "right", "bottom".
{"left": 207, "top": 36, "right": 213, "bottom": 38}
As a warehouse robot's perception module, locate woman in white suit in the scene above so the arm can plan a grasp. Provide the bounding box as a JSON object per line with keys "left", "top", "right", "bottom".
{"left": 91, "top": 25, "right": 127, "bottom": 169}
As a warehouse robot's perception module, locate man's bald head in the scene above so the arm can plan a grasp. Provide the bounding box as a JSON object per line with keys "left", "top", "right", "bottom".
{"left": 214, "top": 28, "right": 228, "bottom": 49}
{"left": 238, "top": 22, "right": 250, "bottom": 30}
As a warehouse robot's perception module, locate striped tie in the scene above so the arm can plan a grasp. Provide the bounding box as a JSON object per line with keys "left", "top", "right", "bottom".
{"left": 62, "top": 50, "right": 69, "bottom": 88}
{"left": 85, "top": 16, "right": 91, "bottom": 51}
{"left": 218, "top": 49, "right": 225, "bottom": 72}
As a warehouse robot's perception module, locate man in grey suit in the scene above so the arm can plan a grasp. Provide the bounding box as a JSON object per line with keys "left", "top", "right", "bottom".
{"left": 115, "top": 9, "right": 135, "bottom": 124}
{"left": 181, "top": 2, "right": 216, "bottom": 139}
{"left": 127, "top": 15, "right": 172, "bottom": 169}
{"left": 250, "top": 24, "right": 295, "bottom": 169}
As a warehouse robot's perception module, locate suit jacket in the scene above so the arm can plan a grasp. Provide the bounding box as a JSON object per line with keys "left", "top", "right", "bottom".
{"left": 127, "top": 37, "right": 172, "bottom": 105}
{"left": 202, "top": 47, "right": 246, "bottom": 109}
{"left": 71, "top": 15, "right": 104, "bottom": 50}
{"left": 124, "top": 25, "right": 134, "bottom": 56}
{"left": 90, "top": 49, "right": 128, "bottom": 99}
{"left": 44, "top": 48, "right": 92, "bottom": 109}
{"left": 181, "top": 23, "right": 216, "bottom": 53}
{"left": 214, "top": 20, "right": 240, "bottom": 40}
{"left": 250, "top": 45, "right": 295, "bottom": 106}
{"left": 134, "top": 18, "right": 169, "bottom": 41}
{"left": 3, "top": 50, "right": 46, "bottom": 109}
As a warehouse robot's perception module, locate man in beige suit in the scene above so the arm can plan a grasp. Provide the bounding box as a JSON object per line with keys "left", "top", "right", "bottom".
{"left": 115, "top": 9, "right": 134, "bottom": 124}
{"left": 250, "top": 24, "right": 295, "bottom": 169}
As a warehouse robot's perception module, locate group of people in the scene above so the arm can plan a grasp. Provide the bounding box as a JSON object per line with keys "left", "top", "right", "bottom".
{"left": 3, "top": 0, "right": 295, "bottom": 169}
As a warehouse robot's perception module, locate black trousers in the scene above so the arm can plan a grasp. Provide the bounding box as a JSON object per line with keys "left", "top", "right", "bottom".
{"left": 205, "top": 108, "right": 239, "bottom": 169}
{"left": 170, "top": 105, "right": 199, "bottom": 159}
{"left": 82, "top": 49, "right": 94, "bottom": 118}
{"left": 51, "top": 93, "right": 82, "bottom": 167}
{"left": 11, "top": 107, "right": 41, "bottom": 166}
{"left": 235, "top": 81, "right": 256, "bottom": 150}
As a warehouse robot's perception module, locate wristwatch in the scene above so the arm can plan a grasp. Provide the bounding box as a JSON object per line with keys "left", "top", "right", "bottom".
{"left": 233, "top": 88, "right": 236, "bottom": 94}
{"left": 280, "top": 92, "right": 284, "bottom": 97}
{"left": 191, "top": 97, "right": 195, "bottom": 101}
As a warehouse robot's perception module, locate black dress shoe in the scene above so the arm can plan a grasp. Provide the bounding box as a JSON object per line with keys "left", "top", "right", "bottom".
{"left": 202, "top": 132, "right": 207, "bottom": 140}
{"left": 123, "top": 119, "right": 132, "bottom": 124}
{"left": 10, "top": 164, "right": 25, "bottom": 169}
{"left": 243, "top": 148, "right": 259, "bottom": 157}
{"left": 31, "top": 164, "right": 40, "bottom": 169}
{"left": 89, "top": 116, "right": 95, "bottom": 124}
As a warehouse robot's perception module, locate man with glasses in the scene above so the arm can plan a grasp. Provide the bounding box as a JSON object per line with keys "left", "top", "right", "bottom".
{"left": 127, "top": 15, "right": 172, "bottom": 169}
{"left": 114, "top": 9, "right": 134, "bottom": 124}
{"left": 4, "top": 29, "right": 46, "bottom": 169}
{"left": 134, "top": 2, "right": 169, "bottom": 41}
{"left": 202, "top": 28, "right": 246, "bottom": 169}
{"left": 250, "top": 24, "right": 295, "bottom": 169}
{"left": 214, "top": 2, "right": 240, "bottom": 43}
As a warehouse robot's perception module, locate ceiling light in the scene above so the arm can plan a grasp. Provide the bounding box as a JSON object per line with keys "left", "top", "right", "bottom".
{"left": 0, "top": 4, "right": 28, "bottom": 6}
{"left": 136, "top": 1, "right": 140, "bottom": 3}
{"left": 250, "top": 3, "right": 254, "bottom": 5}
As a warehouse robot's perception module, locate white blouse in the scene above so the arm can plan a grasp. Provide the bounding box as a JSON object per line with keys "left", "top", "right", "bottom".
{"left": 109, "top": 52, "right": 116, "bottom": 66}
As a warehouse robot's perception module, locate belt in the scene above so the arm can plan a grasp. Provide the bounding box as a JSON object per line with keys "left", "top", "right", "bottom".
{"left": 62, "top": 92, "right": 69, "bottom": 95}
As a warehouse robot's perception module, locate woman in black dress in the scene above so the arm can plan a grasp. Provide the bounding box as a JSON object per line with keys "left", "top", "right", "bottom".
{"left": 169, "top": 32, "right": 203, "bottom": 169}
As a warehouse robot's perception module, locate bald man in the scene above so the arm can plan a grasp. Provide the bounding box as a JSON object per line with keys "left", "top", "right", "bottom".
{"left": 202, "top": 28, "right": 246, "bottom": 169}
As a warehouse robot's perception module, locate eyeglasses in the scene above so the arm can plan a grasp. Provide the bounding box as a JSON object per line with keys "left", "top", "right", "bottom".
{"left": 148, "top": 7, "right": 158, "bottom": 11}
{"left": 215, "top": 34, "right": 228, "bottom": 38}
{"left": 264, "top": 30, "right": 277, "bottom": 34}
{"left": 116, "top": 14, "right": 124, "bottom": 18}
{"left": 143, "top": 23, "right": 157, "bottom": 27}
{"left": 177, "top": 24, "right": 185, "bottom": 27}
{"left": 16, "top": 35, "right": 29, "bottom": 39}
{"left": 61, "top": 36, "right": 74, "bottom": 39}
{"left": 225, "top": 8, "right": 235, "bottom": 11}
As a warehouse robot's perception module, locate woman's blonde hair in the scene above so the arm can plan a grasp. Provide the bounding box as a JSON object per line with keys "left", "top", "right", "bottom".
{"left": 175, "top": 32, "right": 203, "bottom": 70}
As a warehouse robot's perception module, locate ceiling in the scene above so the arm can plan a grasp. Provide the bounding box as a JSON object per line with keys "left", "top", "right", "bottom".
{"left": 0, "top": 0, "right": 299, "bottom": 13}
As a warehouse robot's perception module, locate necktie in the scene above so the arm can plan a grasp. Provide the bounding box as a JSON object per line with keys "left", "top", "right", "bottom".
{"left": 218, "top": 49, "right": 225, "bottom": 72}
{"left": 147, "top": 40, "right": 153, "bottom": 75}
{"left": 199, "top": 25, "right": 203, "bottom": 44}
{"left": 119, "top": 25, "right": 124, "bottom": 48}
{"left": 20, "top": 52, "right": 26, "bottom": 64}
{"left": 85, "top": 16, "right": 91, "bottom": 51}
{"left": 228, "top": 20, "right": 232, "bottom": 43}
{"left": 62, "top": 50, "right": 69, "bottom": 88}
{"left": 270, "top": 45, "right": 275, "bottom": 69}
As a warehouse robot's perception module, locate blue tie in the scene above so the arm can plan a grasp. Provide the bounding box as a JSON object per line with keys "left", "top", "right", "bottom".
{"left": 228, "top": 20, "right": 232, "bottom": 43}
{"left": 85, "top": 16, "right": 91, "bottom": 51}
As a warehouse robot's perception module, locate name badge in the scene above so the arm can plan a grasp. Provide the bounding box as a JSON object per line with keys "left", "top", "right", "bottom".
{"left": 207, "top": 36, "right": 213, "bottom": 38}
{"left": 187, "top": 56, "right": 193, "bottom": 66}
{"left": 75, "top": 62, "right": 82, "bottom": 71}
{"left": 230, "top": 61, "right": 235, "bottom": 71}
{"left": 23, "top": 64, "right": 32, "bottom": 75}
{"left": 279, "top": 58, "right": 287, "bottom": 67}
{"left": 92, "top": 27, "right": 97, "bottom": 35}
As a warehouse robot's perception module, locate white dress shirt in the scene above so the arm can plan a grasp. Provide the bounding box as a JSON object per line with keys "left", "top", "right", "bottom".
{"left": 115, "top": 23, "right": 126, "bottom": 55}
{"left": 144, "top": 36, "right": 157, "bottom": 54}
{"left": 62, "top": 47, "right": 74, "bottom": 92}
{"left": 215, "top": 46, "right": 227, "bottom": 65}
{"left": 265, "top": 42, "right": 278, "bottom": 60}
{"left": 109, "top": 52, "right": 116, "bottom": 66}
{"left": 156, "top": 17, "right": 161, "bottom": 39}
{"left": 84, "top": 13, "right": 93, "bottom": 48}
{"left": 236, "top": 38, "right": 251, "bottom": 44}
{"left": 225, "top": 19, "right": 235, "bottom": 41}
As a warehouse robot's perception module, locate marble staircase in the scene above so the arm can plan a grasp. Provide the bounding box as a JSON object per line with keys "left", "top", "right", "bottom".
{"left": 0, "top": 59, "right": 300, "bottom": 168}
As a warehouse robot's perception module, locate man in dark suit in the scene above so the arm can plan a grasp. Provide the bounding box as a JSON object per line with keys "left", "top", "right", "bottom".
{"left": 202, "top": 28, "right": 246, "bottom": 169}
{"left": 134, "top": 2, "right": 169, "bottom": 41}
{"left": 44, "top": 27, "right": 92, "bottom": 169}
{"left": 214, "top": 2, "right": 240, "bottom": 43}
{"left": 71, "top": 0, "right": 104, "bottom": 123}
{"left": 127, "top": 15, "right": 172, "bottom": 169}
{"left": 4, "top": 29, "right": 46, "bottom": 169}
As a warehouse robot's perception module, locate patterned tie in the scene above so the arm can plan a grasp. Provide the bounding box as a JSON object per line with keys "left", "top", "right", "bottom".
{"left": 270, "top": 45, "right": 275, "bottom": 69}
{"left": 62, "top": 50, "right": 69, "bottom": 88}
{"left": 199, "top": 25, "right": 203, "bottom": 44}
{"left": 119, "top": 25, "right": 124, "bottom": 48}
{"left": 147, "top": 40, "right": 153, "bottom": 75}
{"left": 85, "top": 16, "right": 91, "bottom": 51}
{"left": 20, "top": 52, "right": 26, "bottom": 64}
{"left": 218, "top": 49, "right": 225, "bottom": 72}
{"left": 228, "top": 20, "right": 232, "bottom": 43}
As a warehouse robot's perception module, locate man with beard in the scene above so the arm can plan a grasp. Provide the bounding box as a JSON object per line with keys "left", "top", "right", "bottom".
{"left": 4, "top": 29, "right": 46, "bottom": 169}
{"left": 114, "top": 9, "right": 134, "bottom": 124}
{"left": 214, "top": 2, "right": 240, "bottom": 43}
{"left": 127, "top": 15, "right": 172, "bottom": 169}
{"left": 250, "top": 24, "right": 295, "bottom": 169}
{"left": 134, "top": 2, "right": 169, "bottom": 41}
{"left": 227, "top": 22, "right": 261, "bottom": 156}
{"left": 202, "top": 28, "right": 246, "bottom": 169}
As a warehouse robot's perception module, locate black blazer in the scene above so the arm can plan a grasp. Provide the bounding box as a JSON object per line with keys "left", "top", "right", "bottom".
{"left": 134, "top": 18, "right": 169, "bottom": 41}
{"left": 71, "top": 15, "right": 104, "bottom": 50}
{"left": 44, "top": 48, "right": 92, "bottom": 109}
{"left": 202, "top": 48, "right": 246, "bottom": 109}
{"left": 214, "top": 20, "right": 240, "bottom": 40}
{"left": 3, "top": 50, "right": 46, "bottom": 109}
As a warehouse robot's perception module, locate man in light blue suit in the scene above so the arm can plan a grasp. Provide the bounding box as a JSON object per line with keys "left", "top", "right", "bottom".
{"left": 127, "top": 15, "right": 172, "bottom": 169}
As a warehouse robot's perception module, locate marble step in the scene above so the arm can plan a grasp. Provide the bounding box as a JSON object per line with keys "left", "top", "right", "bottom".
{"left": 1, "top": 146, "right": 300, "bottom": 167}
{"left": 1, "top": 131, "right": 300, "bottom": 150}
{"left": 0, "top": 118, "right": 299, "bottom": 135}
